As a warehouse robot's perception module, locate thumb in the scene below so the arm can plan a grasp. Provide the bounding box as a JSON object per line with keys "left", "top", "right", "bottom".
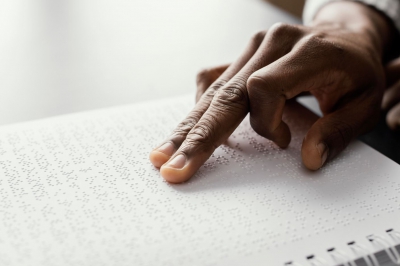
{"left": 301, "top": 95, "right": 380, "bottom": 170}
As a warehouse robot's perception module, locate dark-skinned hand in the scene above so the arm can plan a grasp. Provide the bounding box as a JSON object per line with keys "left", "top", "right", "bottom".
{"left": 150, "top": 2, "right": 395, "bottom": 183}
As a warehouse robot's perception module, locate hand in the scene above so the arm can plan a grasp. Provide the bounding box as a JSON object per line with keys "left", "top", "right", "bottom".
{"left": 149, "top": 2, "right": 393, "bottom": 183}
{"left": 383, "top": 57, "right": 400, "bottom": 130}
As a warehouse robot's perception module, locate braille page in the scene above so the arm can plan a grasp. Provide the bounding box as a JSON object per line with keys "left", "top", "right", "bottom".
{"left": 0, "top": 95, "right": 399, "bottom": 266}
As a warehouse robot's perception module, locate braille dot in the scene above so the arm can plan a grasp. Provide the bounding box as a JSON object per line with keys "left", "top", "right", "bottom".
{"left": 0, "top": 97, "right": 398, "bottom": 265}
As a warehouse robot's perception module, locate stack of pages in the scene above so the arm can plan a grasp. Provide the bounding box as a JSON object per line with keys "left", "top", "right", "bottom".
{"left": 0, "top": 95, "right": 399, "bottom": 266}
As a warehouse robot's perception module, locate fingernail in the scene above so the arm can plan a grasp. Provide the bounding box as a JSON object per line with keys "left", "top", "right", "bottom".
{"left": 156, "top": 142, "right": 175, "bottom": 156}
{"left": 317, "top": 142, "right": 328, "bottom": 167}
{"left": 165, "top": 154, "right": 186, "bottom": 169}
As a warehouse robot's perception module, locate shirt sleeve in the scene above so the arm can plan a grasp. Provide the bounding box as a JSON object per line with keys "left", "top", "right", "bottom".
{"left": 303, "top": 0, "right": 400, "bottom": 33}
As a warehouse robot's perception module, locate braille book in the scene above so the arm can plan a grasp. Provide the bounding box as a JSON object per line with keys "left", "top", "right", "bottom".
{"left": 0, "top": 95, "right": 399, "bottom": 266}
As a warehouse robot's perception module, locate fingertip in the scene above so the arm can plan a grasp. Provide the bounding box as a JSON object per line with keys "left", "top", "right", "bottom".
{"left": 276, "top": 138, "right": 290, "bottom": 149}
{"left": 301, "top": 137, "right": 328, "bottom": 171}
{"left": 382, "top": 84, "right": 400, "bottom": 111}
{"left": 386, "top": 106, "right": 400, "bottom": 131}
{"left": 275, "top": 122, "right": 291, "bottom": 149}
{"left": 381, "top": 93, "right": 391, "bottom": 110}
{"left": 149, "top": 150, "right": 171, "bottom": 168}
{"left": 301, "top": 144, "right": 320, "bottom": 171}
{"left": 149, "top": 142, "right": 176, "bottom": 168}
{"left": 160, "top": 166, "right": 191, "bottom": 184}
{"left": 160, "top": 151, "right": 210, "bottom": 183}
{"left": 251, "top": 120, "right": 292, "bottom": 148}
{"left": 382, "top": 90, "right": 396, "bottom": 111}
{"left": 160, "top": 153, "right": 193, "bottom": 183}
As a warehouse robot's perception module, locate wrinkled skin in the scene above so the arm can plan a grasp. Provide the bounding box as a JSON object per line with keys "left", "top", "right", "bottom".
{"left": 150, "top": 2, "right": 396, "bottom": 183}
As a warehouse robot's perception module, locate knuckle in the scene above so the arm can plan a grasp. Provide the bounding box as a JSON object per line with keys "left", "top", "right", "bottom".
{"left": 214, "top": 80, "right": 248, "bottom": 108}
{"left": 210, "top": 79, "right": 228, "bottom": 91}
{"left": 268, "top": 22, "right": 300, "bottom": 40}
{"left": 307, "top": 32, "right": 327, "bottom": 41}
{"left": 172, "top": 113, "right": 201, "bottom": 136}
{"left": 250, "top": 30, "right": 267, "bottom": 45}
{"left": 185, "top": 117, "right": 218, "bottom": 149}
{"left": 302, "top": 33, "right": 346, "bottom": 58}
{"left": 247, "top": 76, "right": 267, "bottom": 92}
{"left": 202, "top": 79, "right": 228, "bottom": 99}
{"left": 247, "top": 75, "right": 283, "bottom": 97}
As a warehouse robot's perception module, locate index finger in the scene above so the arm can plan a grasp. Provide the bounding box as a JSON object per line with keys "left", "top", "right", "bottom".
{"left": 160, "top": 75, "right": 251, "bottom": 183}
{"left": 149, "top": 31, "right": 267, "bottom": 169}
{"left": 160, "top": 25, "right": 301, "bottom": 183}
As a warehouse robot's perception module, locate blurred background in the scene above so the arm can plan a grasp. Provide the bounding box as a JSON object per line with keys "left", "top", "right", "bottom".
{"left": 0, "top": 0, "right": 300, "bottom": 126}
{"left": 1, "top": 0, "right": 399, "bottom": 162}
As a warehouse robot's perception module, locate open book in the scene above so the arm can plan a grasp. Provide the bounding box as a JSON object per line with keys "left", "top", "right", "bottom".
{"left": 0, "top": 95, "right": 399, "bottom": 266}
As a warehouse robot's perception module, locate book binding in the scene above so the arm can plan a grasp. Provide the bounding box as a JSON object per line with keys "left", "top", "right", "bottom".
{"left": 285, "top": 229, "right": 400, "bottom": 266}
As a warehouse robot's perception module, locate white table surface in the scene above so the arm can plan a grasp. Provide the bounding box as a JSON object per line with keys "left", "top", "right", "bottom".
{"left": 0, "top": 0, "right": 299, "bottom": 126}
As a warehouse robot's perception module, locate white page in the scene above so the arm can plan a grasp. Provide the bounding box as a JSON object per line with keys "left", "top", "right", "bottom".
{"left": 0, "top": 95, "right": 399, "bottom": 266}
